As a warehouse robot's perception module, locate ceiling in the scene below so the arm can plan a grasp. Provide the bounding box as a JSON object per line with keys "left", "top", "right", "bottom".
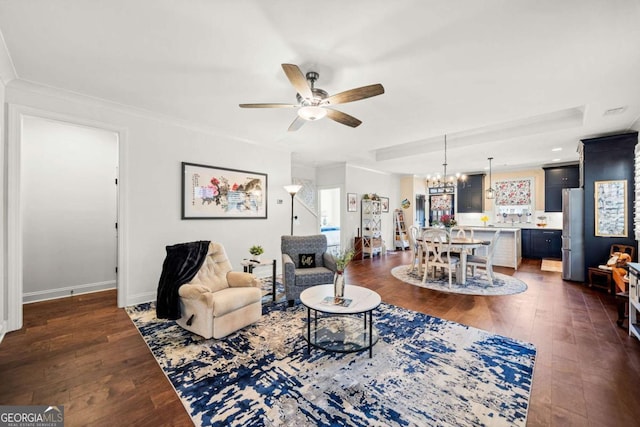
{"left": 1, "top": 0, "right": 639, "bottom": 177}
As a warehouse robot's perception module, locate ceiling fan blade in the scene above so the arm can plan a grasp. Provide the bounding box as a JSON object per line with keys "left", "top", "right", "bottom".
{"left": 239, "top": 103, "right": 297, "bottom": 108}
{"left": 288, "top": 116, "right": 306, "bottom": 132}
{"left": 326, "top": 109, "right": 362, "bottom": 128}
{"left": 281, "top": 64, "right": 313, "bottom": 99}
{"left": 325, "top": 84, "right": 385, "bottom": 105}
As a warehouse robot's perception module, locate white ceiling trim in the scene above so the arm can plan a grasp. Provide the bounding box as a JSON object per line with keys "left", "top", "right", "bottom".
{"left": 374, "top": 107, "right": 585, "bottom": 162}
{"left": 6, "top": 79, "right": 289, "bottom": 153}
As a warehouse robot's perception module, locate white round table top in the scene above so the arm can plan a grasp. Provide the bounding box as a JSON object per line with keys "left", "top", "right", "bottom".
{"left": 300, "top": 284, "right": 381, "bottom": 314}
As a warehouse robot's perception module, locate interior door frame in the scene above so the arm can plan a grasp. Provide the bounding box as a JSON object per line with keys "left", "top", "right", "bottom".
{"left": 318, "top": 185, "right": 343, "bottom": 252}
{"left": 5, "top": 104, "right": 128, "bottom": 332}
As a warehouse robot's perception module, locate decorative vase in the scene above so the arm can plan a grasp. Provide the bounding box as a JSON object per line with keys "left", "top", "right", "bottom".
{"left": 444, "top": 226, "right": 452, "bottom": 241}
{"left": 251, "top": 254, "right": 261, "bottom": 262}
{"left": 483, "top": 221, "right": 487, "bottom": 227}
{"left": 333, "top": 272, "right": 345, "bottom": 298}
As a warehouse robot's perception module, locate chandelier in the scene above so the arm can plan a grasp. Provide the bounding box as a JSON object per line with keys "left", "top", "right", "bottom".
{"left": 425, "top": 134, "right": 466, "bottom": 188}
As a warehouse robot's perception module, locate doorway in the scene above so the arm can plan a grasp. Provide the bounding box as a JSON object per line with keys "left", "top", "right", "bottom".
{"left": 416, "top": 194, "right": 426, "bottom": 227}
{"left": 6, "top": 105, "right": 127, "bottom": 332}
{"left": 22, "top": 117, "right": 119, "bottom": 303}
{"left": 319, "top": 187, "right": 341, "bottom": 253}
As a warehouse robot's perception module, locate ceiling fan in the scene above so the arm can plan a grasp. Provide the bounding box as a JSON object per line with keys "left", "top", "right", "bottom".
{"left": 239, "top": 64, "right": 384, "bottom": 132}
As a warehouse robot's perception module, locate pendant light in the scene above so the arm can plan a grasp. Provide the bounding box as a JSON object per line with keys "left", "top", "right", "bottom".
{"left": 486, "top": 157, "right": 495, "bottom": 199}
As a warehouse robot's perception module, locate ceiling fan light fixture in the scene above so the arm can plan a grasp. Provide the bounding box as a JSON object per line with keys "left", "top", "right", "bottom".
{"left": 297, "top": 106, "right": 327, "bottom": 121}
{"left": 240, "top": 64, "right": 384, "bottom": 130}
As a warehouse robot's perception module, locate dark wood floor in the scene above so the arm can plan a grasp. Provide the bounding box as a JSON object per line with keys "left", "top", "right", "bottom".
{"left": 2, "top": 251, "right": 640, "bottom": 426}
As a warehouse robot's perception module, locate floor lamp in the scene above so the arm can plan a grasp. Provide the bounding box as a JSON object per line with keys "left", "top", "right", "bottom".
{"left": 284, "top": 184, "right": 302, "bottom": 235}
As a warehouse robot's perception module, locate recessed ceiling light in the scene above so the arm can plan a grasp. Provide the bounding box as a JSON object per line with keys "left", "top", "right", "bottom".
{"left": 604, "top": 106, "right": 627, "bottom": 116}
{"left": 552, "top": 158, "right": 561, "bottom": 162}
{"left": 551, "top": 147, "right": 562, "bottom": 152}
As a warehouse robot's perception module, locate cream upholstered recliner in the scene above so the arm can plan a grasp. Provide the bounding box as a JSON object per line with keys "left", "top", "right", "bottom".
{"left": 176, "top": 242, "right": 262, "bottom": 339}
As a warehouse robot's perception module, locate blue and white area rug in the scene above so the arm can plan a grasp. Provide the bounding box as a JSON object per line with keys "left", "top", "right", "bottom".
{"left": 259, "top": 277, "right": 285, "bottom": 304}
{"left": 127, "top": 301, "right": 536, "bottom": 426}
{"left": 391, "top": 265, "right": 528, "bottom": 296}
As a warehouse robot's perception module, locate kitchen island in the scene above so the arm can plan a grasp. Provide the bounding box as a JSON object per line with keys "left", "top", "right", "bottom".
{"left": 462, "top": 226, "right": 522, "bottom": 270}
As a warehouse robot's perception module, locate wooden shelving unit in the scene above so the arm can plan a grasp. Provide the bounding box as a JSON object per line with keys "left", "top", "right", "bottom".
{"left": 394, "top": 209, "right": 409, "bottom": 250}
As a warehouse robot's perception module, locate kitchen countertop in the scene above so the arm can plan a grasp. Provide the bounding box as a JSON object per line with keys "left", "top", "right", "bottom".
{"left": 461, "top": 225, "right": 562, "bottom": 231}
{"left": 460, "top": 226, "right": 522, "bottom": 269}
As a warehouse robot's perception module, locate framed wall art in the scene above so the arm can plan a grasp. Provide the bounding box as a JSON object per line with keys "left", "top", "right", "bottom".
{"left": 182, "top": 162, "right": 267, "bottom": 219}
{"left": 347, "top": 193, "right": 357, "bottom": 212}
{"left": 594, "top": 179, "right": 627, "bottom": 237}
{"left": 380, "top": 197, "right": 390, "bottom": 213}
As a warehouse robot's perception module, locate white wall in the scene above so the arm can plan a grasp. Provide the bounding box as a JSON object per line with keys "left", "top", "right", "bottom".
{"left": 0, "top": 32, "right": 17, "bottom": 339}
{"left": 317, "top": 163, "right": 401, "bottom": 251}
{"left": 291, "top": 163, "right": 318, "bottom": 236}
{"left": 5, "top": 80, "right": 292, "bottom": 311}
{"left": 21, "top": 117, "right": 118, "bottom": 302}
{"left": 398, "top": 175, "right": 429, "bottom": 227}
{"left": 345, "top": 164, "right": 400, "bottom": 252}
{"left": 0, "top": 78, "right": 6, "bottom": 339}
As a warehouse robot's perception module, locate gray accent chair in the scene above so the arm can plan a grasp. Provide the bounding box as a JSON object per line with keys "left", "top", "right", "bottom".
{"left": 281, "top": 234, "right": 337, "bottom": 306}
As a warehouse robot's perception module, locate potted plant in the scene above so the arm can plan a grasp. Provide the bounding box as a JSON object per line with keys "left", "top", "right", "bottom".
{"left": 335, "top": 248, "right": 355, "bottom": 274}
{"left": 249, "top": 245, "right": 264, "bottom": 262}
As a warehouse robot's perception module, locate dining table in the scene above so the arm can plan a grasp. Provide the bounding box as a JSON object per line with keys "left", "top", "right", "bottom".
{"left": 418, "top": 236, "right": 487, "bottom": 285}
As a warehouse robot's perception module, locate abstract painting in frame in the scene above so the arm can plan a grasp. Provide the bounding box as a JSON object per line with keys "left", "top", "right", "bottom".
{"left": 182, "top": 162, "right": 267, "bottom": 219}
{"left": 594, "top": 179, "right": 627, "bottom": 237}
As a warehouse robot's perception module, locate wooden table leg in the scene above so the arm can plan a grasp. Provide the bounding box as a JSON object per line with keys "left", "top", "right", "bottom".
{"left": 616, "top": 292, "right": 629, "bottom": 327}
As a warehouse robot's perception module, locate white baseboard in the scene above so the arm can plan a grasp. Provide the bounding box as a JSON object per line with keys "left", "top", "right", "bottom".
{"left": 125, "top": 291, "right": 157, "bottom": 308}
{"left": 22, "top": 280, "right": 116, "bottom": 304}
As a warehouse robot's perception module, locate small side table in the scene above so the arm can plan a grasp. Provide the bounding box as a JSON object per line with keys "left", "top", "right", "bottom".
{"left": 241, "top": 259, "right": 277, "bottom": 302}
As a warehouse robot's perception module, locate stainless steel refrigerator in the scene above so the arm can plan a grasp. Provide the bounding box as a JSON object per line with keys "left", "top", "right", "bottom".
{"left": 561, "top": 188, "right": 584, "bottom": 281}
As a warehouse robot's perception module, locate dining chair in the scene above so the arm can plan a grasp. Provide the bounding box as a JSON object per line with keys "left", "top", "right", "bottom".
{"left": 466, "top": 229, "right": 501, "bottom": 286}
{"left": 407, "top": 225, "right": 420, "bottom": 273}
{"left": 451, "top": 226, "right": 474, "bottom": 240}
{"left": 420, "top": 228, "right": 460, "bottom": 288}
{"left": 449, "top": 226, "right": 475, "bottom": 258}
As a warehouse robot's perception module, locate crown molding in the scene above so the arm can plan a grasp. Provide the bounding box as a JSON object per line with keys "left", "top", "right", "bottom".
{"left": 6, "top": 79, "right": 285, "bottom": 151}
{"left": 0, "top": 28, "right": 17, "bottom": 84}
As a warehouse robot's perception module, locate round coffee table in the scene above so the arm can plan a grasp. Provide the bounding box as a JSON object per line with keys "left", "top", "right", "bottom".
{"left": 299, "top": 284, "right": 382, "bottom": 358}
